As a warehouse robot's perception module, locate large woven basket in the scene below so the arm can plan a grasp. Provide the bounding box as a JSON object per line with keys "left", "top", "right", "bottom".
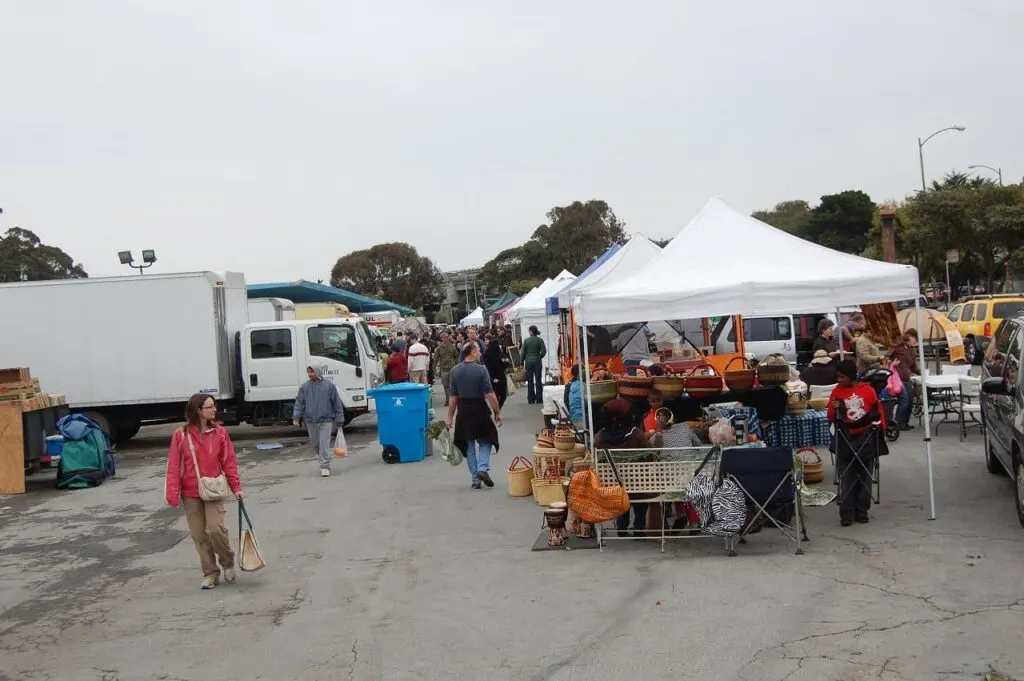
{"left": 617, "top": 374, "right": 652, "bottom": 398}
{"left": 786, "top": 391, "right": 808, "bottom": 415}
{"left": 797, "top": 448, "right": 824, "bottom": 484}
{"left": 650, "top": 375, "right": 685, "bottom": 398}
{"left": 589, "top": 380, "right": 618, "bottom": 403}
{"left": 723, "top": 357, "right": 756, "bottom": 392}
{"left": 507, "top": 456, "right": 534, "bottom": 497}
{"left": 808, "top": 396, "right": 829, "bottom": 411}
{"left": 532, "top": 476, "right": 569, "bottom": 506}
{"left": 757, "top": 362, "right": 790, "bottom": 386}
{"left": 684, "top": 363, "right": 723, "bottom": 398}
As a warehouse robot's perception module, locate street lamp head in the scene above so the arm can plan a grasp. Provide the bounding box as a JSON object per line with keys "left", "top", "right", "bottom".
{"left": 953, "top": 125, "right": 966, "bottom": 132}
{"left": 118, "top": 251, "right": 134, "bottom": 265}
{"left": 141, "top": 249, "right": 157, "bottom": 264}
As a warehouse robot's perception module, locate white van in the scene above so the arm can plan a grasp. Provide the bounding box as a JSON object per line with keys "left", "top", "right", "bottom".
{"left": 713, "top": 312, "right": 855, "bottom": 366}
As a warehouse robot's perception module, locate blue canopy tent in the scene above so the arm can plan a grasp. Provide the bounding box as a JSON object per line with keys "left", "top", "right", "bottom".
{"left": 248, "top": 280, "right": 415, "bottom": 315}
{"left": 544, "top": 244, "right": 622, "bottom": 315}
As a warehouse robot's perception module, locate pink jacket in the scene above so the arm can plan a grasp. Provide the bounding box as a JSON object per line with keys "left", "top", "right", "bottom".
{"left": 165, "top": 425, "right": 242, "bottom": 506}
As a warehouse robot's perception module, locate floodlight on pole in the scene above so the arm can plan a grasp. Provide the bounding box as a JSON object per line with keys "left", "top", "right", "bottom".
{"left": 118, "top": 249, "right": 157, "bottom": 275}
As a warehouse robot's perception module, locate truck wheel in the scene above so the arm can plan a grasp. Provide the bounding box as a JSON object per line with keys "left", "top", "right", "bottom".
{"left": 116, "top": 421, "right": 141, "bottom": 443}
{"left": 82, "top": 411, "right": 115, "bottom": 442}
{"left": 343, "top": 410, "right": 355, "bottom": 427}
{"left": 382, "top": 445, "right": 400, "bottom": 464}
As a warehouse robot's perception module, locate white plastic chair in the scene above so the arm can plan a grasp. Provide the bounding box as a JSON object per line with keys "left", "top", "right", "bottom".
{"left": 809, "top": 383, "right": 837, "bottom": 400}
{"left": 941, "top": 364, "right": 972, "bottom": 376}
{"left": 958, "top": 376, "right": 983, "bottom": 441}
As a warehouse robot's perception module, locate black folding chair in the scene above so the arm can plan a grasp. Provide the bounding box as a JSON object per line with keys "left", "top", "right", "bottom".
{"left": 721, "top": 446, "right": 806, "bottom": 556}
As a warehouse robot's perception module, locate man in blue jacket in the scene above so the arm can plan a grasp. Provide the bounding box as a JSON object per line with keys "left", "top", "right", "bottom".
{"left": 293, "top": 366, "right": 344, "bottom": 477}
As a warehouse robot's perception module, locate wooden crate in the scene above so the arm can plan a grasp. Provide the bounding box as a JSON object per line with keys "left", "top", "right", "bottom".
{"left": 0, "top": 402, "right": 26, "bottom": 494}
{"left": 0, "top": 368, "right": 31, "bottom": 385}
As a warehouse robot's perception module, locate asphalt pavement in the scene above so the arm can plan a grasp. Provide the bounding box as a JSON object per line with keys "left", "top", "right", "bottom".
{"left": 2, "top": 389, "right": 1024, "bottom": 681}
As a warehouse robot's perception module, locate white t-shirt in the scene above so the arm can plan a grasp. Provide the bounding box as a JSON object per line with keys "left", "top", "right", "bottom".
{"left": 621, "top": 327, "right": 651, "bottom": 363}
{"left": 408, "top": 342, "right": 430, "bottom": 372}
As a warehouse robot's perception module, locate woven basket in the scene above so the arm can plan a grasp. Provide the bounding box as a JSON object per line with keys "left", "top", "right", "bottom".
{"left": 684, "top": 363, "right": 724, "bottom": 398}
{"left": 588, "top": 380, "right": 618, "bottom": 403}
{"left": 723, "top": 357, "right": 756, "bottom": 392}
{"left": 757, "top": 364, "right": 790, "bottom": 386}
{"left": 786, "top": 391, "right": 808, "bottom": 415}
{"left": 511, "top": 367, "right": 526, "bottom": 384}
{"left": 617, "top": 374, "right": 652, "bottom": 398}
{"left": 532, "top": 476, "right": 569, "bottom": 506}
{"left": 798, "top": 448, "right": 824, "bottom": 484}
{"left": 553, "top": 426, "right": 576, "bottom": 451}
{"left": 536, "top": 428, "right": 555, "bottom": 449}
{"left": 507, "top": 456, "right": 534, "bottom": 497}
{"left": 650, "top": 375, "right": 685, "bottom": 397}
{"left": 808, "top": 397, "right": 829, "bottom": 411}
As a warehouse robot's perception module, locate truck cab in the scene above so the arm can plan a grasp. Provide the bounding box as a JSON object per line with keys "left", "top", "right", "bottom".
{"left": 239, "top": 317, "right": 384, "bottom": 426}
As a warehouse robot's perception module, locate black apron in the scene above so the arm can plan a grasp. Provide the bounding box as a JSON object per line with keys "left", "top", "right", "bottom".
{"left": 453, "top": 398, "right": 500, "bottom": 455}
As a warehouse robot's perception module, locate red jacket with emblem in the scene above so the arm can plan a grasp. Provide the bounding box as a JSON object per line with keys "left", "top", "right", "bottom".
{"left": 164, "top": 424, "right": 242, "bottom": 506}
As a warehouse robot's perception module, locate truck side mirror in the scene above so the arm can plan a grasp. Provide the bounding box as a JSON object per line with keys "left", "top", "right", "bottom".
{"left": 356, "top": 367, "right": 363, "bottom": 378}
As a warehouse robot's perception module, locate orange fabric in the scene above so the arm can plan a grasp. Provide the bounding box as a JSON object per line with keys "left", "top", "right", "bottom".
{"left": 567, "top": 469, "right": 630, "bottom": 523}
{"left": 643, "top": 410, "right": 657, "bottom": 433}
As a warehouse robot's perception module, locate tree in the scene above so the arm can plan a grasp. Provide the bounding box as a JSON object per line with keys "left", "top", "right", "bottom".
{"left": 330, "top": 242, "right": 443, "bottom": 309}
{"left": 479, "top": 199, "right": 626, "bottom": 289}
{"left": 751, "top": 200, "right": 811, "bottom": 233}
{"left": 906, "top": 182, "right": 1024, "bottom": 292}
{"left": 650, "top": 237, "right": 672, "bottom": 248}
{"left": 800, "top": 190, "right": 876, "bottom": 255}
{"left": 0, "top": 227, "right": 88, "bottom": 282}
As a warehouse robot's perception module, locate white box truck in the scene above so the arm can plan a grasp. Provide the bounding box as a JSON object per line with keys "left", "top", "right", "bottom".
{"left": 0, "top": 272, "right": 385, "bottom": 442}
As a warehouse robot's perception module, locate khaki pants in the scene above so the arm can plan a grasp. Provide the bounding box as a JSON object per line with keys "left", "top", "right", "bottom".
{"left": 184, "top": 498, "right": 235, "bottom": 578}
{"left": 409, "top": 370, "right": 427, "bottom": 384}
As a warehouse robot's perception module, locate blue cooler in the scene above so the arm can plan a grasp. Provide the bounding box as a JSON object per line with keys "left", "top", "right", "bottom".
{"left": 367, "top": 383, "right": 431, "bottom": 464}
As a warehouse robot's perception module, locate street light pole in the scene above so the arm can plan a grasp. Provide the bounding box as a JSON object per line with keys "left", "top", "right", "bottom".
{"left": 968, "top": 164, "right": 1003, "bottom": 185}
{"left": 918, "top": 125, "right": 966, "bottom": 191}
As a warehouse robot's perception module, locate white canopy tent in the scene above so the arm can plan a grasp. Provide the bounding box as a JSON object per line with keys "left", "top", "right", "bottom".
{"left": 576, "top": 198, "right": 937, "bottom": 518}
{"left": 460, "top": 306, "right": 484, "bottom": 326}
{"left": 507, "top": 270, "right": 575, "bottom": 376}
{"left": 556, "top": 234, "right": 663, "bottom": 309}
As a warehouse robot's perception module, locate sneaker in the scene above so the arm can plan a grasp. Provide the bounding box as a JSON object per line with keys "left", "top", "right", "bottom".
{"left": 478, "top": 471, "right": 494, "bottom": 488}
{"left": 855, "top": 514, "right": 870, "bottom": 524}
{"left": 471, "top": 482, "right": 482, "bottom": 489}
{"left": 840, "top": 517, "right": 853, "bottom": 527}
{"left": 223, "top": 568, "right": 236, "bottom": 584}
{"left": 200, "top": 576, "right": 217, "bottom": 590}
{"left": 320, "top": 469, "right": 331, "bottom": 477}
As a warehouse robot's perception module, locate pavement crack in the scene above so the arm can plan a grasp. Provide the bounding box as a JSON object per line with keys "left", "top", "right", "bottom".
{"left": 801, "top": 571, "right": 956, "bottom": 614}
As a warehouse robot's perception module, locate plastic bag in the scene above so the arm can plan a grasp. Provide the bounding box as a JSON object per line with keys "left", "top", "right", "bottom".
{"left": 886, "top": 366, "right": 903, "bottom": 395}
{"left": 438, "top": 427, "right": 462, "bottom": 467}
{"left": 333, "top": 428, "right": 347, "bottom": 457}
{"left": 709, "top": 418, "right": 734, "bottom": 446}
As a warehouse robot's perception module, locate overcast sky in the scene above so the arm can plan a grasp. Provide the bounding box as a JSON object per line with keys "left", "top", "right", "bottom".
{"left": 1, "top": 1, "right": 1021, "bottom": 283}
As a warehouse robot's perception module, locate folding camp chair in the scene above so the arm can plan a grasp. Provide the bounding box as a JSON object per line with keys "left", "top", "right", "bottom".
{"left": 831, "top": 419, "right": 885, "bottom": 512}
{"left": 720, "top": 446, "right": 806, "bottom": 556}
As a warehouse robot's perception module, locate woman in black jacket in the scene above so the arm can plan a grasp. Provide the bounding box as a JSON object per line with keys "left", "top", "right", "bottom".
{"left": 483, "top": 339, "right": 509, "bottom": 407}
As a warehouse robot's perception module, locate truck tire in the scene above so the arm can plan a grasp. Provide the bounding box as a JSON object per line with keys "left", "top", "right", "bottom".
{"left": 343, "top": 410, "right": 354, "bottom": 427}
{"left": 116, "top": 421, "right": 141, "bottom": 443}
{"left": 81, "top": 411, "right": 115, "bottom": 443}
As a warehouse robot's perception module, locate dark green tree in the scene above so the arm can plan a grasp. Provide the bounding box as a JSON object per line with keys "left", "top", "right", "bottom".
{"left": 751, "top": 200, "right": 811, "bottom": 233}
{"left": 800, "top": 190, "right": 876, "bottom": 255}
{"left": 0, "top": 227, "right": 88, "bottom": 282}
{"left": 330, "top": 242, "right": 443, "bottom": 309}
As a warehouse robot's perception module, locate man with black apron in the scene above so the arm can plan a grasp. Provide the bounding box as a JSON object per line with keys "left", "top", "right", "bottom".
{"left": 446, "top": 341, "right": 503, "bottom": 489}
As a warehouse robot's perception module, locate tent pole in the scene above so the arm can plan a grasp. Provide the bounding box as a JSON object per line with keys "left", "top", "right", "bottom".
{"left": 915, "top": 299, "right": 936, "bottom": 520}
{"left": 836, "top": 307, "right": 844, "bottom": 360}
{"left": 580, "top": 299, "right": 596, "bottom": 451}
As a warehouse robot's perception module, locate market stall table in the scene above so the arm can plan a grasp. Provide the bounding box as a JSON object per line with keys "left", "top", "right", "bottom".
{"left": 763, "top": 410, "right": 831, "bottom": 450}
{"left": 911, "top": 374, "right": 960, "bottom": 432}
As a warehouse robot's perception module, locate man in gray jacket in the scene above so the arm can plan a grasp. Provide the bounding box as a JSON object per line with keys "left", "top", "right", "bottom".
{"left": 293, "top": 366, "right": 344, "bottom": 477}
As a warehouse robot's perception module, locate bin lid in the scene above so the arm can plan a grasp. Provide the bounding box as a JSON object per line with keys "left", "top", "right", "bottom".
{"left": 367, "top": 382, "right": 430, "bottom": 397}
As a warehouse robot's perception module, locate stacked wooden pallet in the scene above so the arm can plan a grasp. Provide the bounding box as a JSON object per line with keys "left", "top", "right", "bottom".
{"left": 0, "top": 368, "right": 67, "bottom": 413}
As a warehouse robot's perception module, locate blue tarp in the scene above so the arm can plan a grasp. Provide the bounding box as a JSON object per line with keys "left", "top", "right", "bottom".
{"left": 544, "top": 244, "right": 622, "bottom": 315}
{"left": 248, "top": 280, "right": 415, "bottom": 315}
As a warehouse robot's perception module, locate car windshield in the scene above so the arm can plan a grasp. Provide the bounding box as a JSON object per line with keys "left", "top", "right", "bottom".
{"left": 993, "top": 301, "right": 1024, "bottom": 319}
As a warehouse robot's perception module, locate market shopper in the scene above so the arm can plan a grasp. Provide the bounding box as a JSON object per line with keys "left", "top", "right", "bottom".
{"left": 521, "top": 325, "right": 547, "bottom": 404}
{"left": 828, "top": 360, "right": 886, "bottom": 526}
{"left": 458, "top": 326, "right": 487, "bottom": 362}
{"left": 386, "top": 345, "right": 409, "bottom": 383}
{"left": 434, "top": 332, "right": 459, "bottom": 405}
{"left": 446, "top": 341, "right": 503, "bottom": 489}
{"left": 812, "top": 319, "right": 841, "bottom": 361}
{"left": 483, "top": 338, "right": 509, "bottom": 408}
{"left": 293, "top": 366, "right": 344, "bottom": 478}
{"left": 593, "top": 398, "right": 661, "bottom": 536}
{"left": 164, "top": 393, "right": 243, "bottom": 590}
{"left": 407, "top": 333, "right": 431, "bottom": 384}
{"left": 854, "top": 330, "right": 882, "bottom": 376}
{"left": 889, "top": 329, "right": 921, "bottom": 431}
{"left": 563, "top": 364, "right": 585, "bottom": 428}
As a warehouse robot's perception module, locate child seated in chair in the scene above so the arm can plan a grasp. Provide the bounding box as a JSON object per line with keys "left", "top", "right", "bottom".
{"left": 643, "top": 390, "right": 701, "bottom": 448}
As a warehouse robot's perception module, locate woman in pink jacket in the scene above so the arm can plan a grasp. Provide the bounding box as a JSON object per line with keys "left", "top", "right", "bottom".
{"left": 165, "top": 394, "right": 244, "bottom": 590}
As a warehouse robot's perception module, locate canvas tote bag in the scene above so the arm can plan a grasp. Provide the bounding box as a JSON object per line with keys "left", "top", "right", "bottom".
{"left": 184, "top": 428, "right": 232, "bottom": 501}
{"left": 237, "top": 500, "right": 266, "bottom": 572}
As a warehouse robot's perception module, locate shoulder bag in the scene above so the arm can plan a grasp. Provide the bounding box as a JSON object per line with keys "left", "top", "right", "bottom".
{"left": 184, "top": 427, "right": 232, "bottom": 501}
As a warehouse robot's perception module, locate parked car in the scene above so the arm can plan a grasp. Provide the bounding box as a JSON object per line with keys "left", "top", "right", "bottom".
{"left": 947, "top": 295, "right": 1024, "bottom": 365}
{"left": 980, "top": 316, "right": 1024, "bottom": 526}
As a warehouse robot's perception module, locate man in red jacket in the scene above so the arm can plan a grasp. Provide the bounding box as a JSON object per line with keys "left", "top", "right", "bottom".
{"left": 386, "top": 347, "right": 409, "bottom": 383}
